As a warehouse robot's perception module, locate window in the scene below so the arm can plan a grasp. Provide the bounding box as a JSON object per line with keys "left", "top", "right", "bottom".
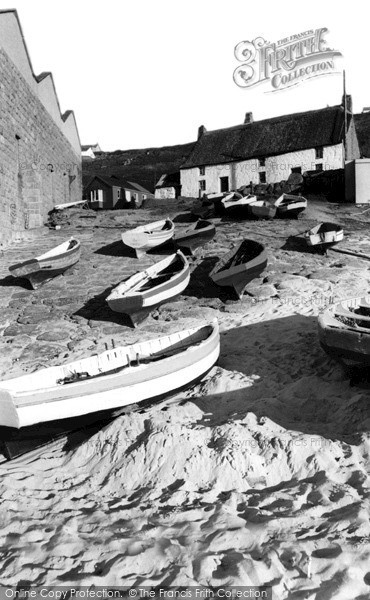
{"left": 315, "top": 147, "right": 323, "bottom": 159}
{"left": 117, "top": 189, "right": 121, "bottom": 199}
{"left": 291, "top": 167, "right": 302, "bottom": 174}
{"left": 199, "top": 180, "right": 206, "bottom": 192}
{"left": 258, "top": 157, "right": 266, "bottom": 168}
{"left": 220, "top": 176, "right": 229, "bottom": 192}
{"left": 315, "top": 163, "right": 323, "bottom": 171}
{"left": 199, "top": 166, "right": 205, "bottom": 176}
{"left": 259, "top": 172, "right": 266, "bottom": 183}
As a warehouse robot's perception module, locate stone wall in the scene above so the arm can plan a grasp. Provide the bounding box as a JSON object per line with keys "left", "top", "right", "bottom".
{"left": 0, "top": 13, "right": 81, "bottom": 248}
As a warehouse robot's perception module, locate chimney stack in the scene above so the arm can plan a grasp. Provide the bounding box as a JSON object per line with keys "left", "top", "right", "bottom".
{"left": 244, "top": 112, "right": 254, "bottom": 124}
{"left": 198, "top": 125, "right": 207, "bottom": 139}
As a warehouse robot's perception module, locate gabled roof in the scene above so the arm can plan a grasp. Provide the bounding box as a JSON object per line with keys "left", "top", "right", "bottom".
{"left": 155, "top": 172, "right": 181, "bottom": 188}
{"left": 127, "top": 181, "right": 151, "bottom": 194}
{"left": 354, "top": 112, "right": 370, "bottom": 158}
{"left": 86, "top": 174, "right": 147, "bottom": 192}
{"left": 182, "top": 105, "right": 348, "bottom": 169}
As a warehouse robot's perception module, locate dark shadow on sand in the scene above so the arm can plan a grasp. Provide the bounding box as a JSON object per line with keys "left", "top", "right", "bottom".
{"left": 0, "top": 275, "right": 32, "bottom": 290}
{"left": 281, "top": 235, "right": 327, "bottom": 255}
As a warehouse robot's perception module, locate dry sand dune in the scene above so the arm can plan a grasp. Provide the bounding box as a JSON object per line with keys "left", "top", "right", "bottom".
{"left": 0, "top": 199, "right": 370, "bottom": 598}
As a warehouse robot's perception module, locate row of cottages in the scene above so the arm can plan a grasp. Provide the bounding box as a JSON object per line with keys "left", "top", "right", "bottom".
{"left": 0, "top": 9, "right": 82, "bottom": 247}
{"left": 180, "top": 98, "right": 360, "bottom": 198}
{"left": 84, "top": 175, "right": 151, "bottom": 209}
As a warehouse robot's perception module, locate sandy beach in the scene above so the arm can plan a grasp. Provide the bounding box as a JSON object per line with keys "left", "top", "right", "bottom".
{"left": 0, "top": 199, "right": 370, "bottom": 598}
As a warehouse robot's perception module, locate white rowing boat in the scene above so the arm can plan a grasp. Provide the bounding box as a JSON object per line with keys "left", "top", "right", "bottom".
{"left": 0, "top": 321, "right": 220, "bottom": 428}
{"left": 122, "top": 219, "right": 175, "bottom": 258}
{"left": 304, "top": 222, "right": 344, "bottom": 247}
{"left": 318, "top": 296, "right": 370, "bottom": 366}
{"left": 8, "top": 237, "right": 81, "bottom": 289}
{"left": 106, "top": 251, "right": 190, "bottom": 325}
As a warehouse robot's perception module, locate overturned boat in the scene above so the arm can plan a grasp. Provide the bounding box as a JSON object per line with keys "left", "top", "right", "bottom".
{"left": 210, "top": 239, "right": 267, "bottom": 299}
{"left": 8, "top": 237, "right": 81, "bottom": 289}
{"left": 121, "top": 219, "right": 175, "bottom": 257}
{"left": 304, "top": 222, "right": 344, "bottom": 247}
{"left": 274, "top": 194, "right": 307, "bottom": 219}
{"left": 318, "top": 296, "right": 370, "bottom": 366}
{"left": 0, "top": 320, "right": 220, "bottom": 428}
{"left": 174, "top": 220, "right": 216, "bottom": 254}
{"left": 106, "top": 250, "right": 190, "bottom": 325}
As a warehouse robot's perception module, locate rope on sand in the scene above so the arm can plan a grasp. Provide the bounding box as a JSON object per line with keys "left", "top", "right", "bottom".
{"left": 328, "top": 247, "right": 370, "bottom": 260}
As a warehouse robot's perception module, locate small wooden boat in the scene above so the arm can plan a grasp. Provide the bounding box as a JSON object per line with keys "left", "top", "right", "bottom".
{"left": 122, "top": 219, "right": 175, "bottom": 258}
{"left": 304, "top": 222, "right": 344, "bottom": 247}
{"left": 274, "top": 194, "right": 307, "bottom": 218}
{"left": 318, "top": 296, "right": 370, "bottom": 366}
{"left": 54, "top": 200, "right": 87, "bottom": 211}
{"left": 248, "top": 200, "right": 277, "bottom": 219}
{"left": 221, "top": 193, "right": 257, "bottom": 215}
{"left": 0, "top": 320, "right": 220, "bottom": 428}
{"left": 210, "top": 239, "right": 267, "bottom": 299}
{"left": 174, "top": 220, "right": 216, "bottom": 254}
{"left": 106, "top": 251, "right": 190, "bottom": 326}
{"left": 8, "top": 237, "right": 81, "bottom": 289}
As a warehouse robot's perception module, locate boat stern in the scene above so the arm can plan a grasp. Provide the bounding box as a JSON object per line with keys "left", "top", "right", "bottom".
{"left": 0, "top": 389, "right": 20, "bottom": 429}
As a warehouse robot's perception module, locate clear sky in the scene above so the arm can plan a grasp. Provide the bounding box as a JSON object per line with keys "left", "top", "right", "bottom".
{"left": 2, "top": 0, "right": 368, "bottom": 151}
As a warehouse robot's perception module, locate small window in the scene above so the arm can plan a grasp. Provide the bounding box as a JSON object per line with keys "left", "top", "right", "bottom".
{"left": 259, "top": 172, "right": 266, "bottom": 183}
{"left": 315, "top": 163, "right": 323, "bottom": 171}
{"left": 258, "top": 157, "right": 266, "bottom": 168}
{"left": 199, "top": 166, "right": 205, "bottom": 176}
{"left": 199, "top": 180, "right": 206, "bottom": 192}
{"left": 315, "top": 147, "right": 323, "bottom": 159}
{"left": 220, "top": 176, "right": 229, "bottom": 192}
{"left": 291, "top": 167, "right": 302, "bottom": 174}
{"left": 117, "top": 189, "right": 121, "bottom": 199}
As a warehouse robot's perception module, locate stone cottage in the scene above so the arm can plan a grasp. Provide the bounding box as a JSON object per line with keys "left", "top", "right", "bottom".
{"left": 180, "top": 100, "right": 360, "bottom": 197}
{"left": 0, "top": 9, "right": 82, "bottom": 246}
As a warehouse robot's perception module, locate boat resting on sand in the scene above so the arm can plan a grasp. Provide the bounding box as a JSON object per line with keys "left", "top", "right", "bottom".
{"left": 318, "top": 296, "right": 370, "bottom": 366}
{"left": 210, "top": 239, "right": 267, "bottom": 299}
{"left": 0, "top": 320, "right": 220, "bottom": 428}
{"left": 304, "top": 222, "right": 344, "bottom": 247}
{"left": 8, "top": 237, "right": 81, "bottom": 289}
{"left": 174, "top": 220, "right": 216, "bottom": 254}
{"left": 221, "top": 193, "right": 257, "bottom": 215}
{"left": 248, "top": 200, "right": 277, "bottom": 219}
{"left": 274, "top": 194, "right": 307, "bottom": 218}
{"left": 106, "top": 251, "right": 190, "bottom": 325}
{"left": 121, "top": 219, "right": 175, "bottom": 257}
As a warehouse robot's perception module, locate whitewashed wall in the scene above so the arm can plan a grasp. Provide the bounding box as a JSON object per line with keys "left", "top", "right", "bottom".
{"left": 181, "top": 144, "right": 344, "bottom": 196}
{"left": 155, "top": 187, "right": 176, "bottom": 199}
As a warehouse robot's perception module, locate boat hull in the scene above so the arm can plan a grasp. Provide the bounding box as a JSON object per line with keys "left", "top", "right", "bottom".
{"left": 249, "top": 203, "right": 277, "bottom": 219}
{"left": 122, "top": 219, "right": 174, "bottom": 257}
{"left": 305, "top": 223, "right": 344, "bottom": 247}
{"left": 107, "top": 252, "right": 190, "bottom": 325}
{"left": 174, "top": 220, "right": 216, "bottom": 254}
{"left": 318, "top": 296, "right": 370, "bottom": 365}
{"left": 0, "top": 322, "right": 220, "bottom": 428}
{"left": 210, "top": 240, "right": 267, "bottom": 299}
{"left": 274, "top": 194, "right": 307, "bottom": 219}
{"left": 9, "top": 238, "right": 81, "bottom": 289}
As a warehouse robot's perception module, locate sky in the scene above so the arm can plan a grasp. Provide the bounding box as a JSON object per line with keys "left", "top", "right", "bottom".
{"left": 2, "top": 0, "right": 368, "bottom": 151}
